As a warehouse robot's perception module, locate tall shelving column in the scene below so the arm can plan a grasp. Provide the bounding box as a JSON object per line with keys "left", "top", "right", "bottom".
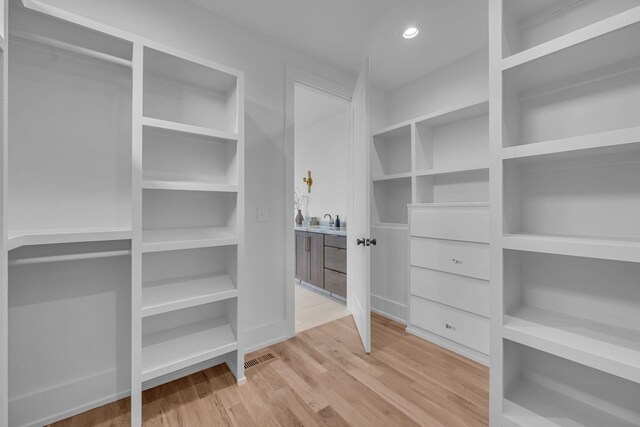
{"left": 132, "top": 45, "right": 244, "bottom": 424}
{"left": 0, "top": 0, "right": 7, "bottom": 424}
{"left": 131, "top": 42, "right": 144, "bottom": 427}
{"left": 491, "top": 1, "right": 640, "bottom": 425}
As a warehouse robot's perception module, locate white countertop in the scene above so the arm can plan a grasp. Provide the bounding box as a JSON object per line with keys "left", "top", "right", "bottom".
{"left": 295, "top": 225, "right": 347, "bottom": 236}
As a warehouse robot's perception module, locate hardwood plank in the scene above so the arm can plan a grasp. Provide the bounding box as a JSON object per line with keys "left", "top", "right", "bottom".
{"left": 50, "top": 313, "right": 488, "bottom": 427}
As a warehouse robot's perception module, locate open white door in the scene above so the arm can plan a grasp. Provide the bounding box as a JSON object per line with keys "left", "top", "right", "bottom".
{"left": 347, "top": 59, "right": 371, "bottom": 353}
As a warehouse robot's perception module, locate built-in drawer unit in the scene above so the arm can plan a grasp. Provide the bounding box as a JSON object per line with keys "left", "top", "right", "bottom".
{"left": 410, "top": 267, "right": 489, "bottom": 317}
{"left": 324, "top": 234, "right": 346, "bottom": 250}
{"left": 324, "top": 235, "right": 347, "bottom": 297}
{"left": 324, "top": 268, "right": 346, "bottom": 298}
{"left": 325, "top": 246, "right": 347, "bottom": 274}
{"left": 410, "top": 206, "right": 489, "bottom": 243}
{"left": 410, "top": 297, "right": 489, "bottom": 355}
{"left": 408, "top": 204, "right": 491, "bottom": 363}
{"left": 410, "top": 237, "right": 489, "bottom": 280}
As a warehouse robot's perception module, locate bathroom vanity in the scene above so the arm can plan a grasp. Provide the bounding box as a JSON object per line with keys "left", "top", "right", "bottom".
{"left": 295, "top": 227, "right": 347, "bottom": 298}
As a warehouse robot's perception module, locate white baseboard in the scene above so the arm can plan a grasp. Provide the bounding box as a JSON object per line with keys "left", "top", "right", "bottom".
{"left": 142, "top": 355, "right": 229, "bottom": 390}
{"left": 406, "top": 325, "right": 489, "bottom": 366}
{"left": 371, "top": 294, "right": 407, "bottom": 324}
{"left": 13, "top": 354, "right": 243, "bottom": 427}
{"left": 244, "top": 319, "right": 289, "bottom": 353}
{"left": 10, "top": 367, "right": 129, "bottom": 427}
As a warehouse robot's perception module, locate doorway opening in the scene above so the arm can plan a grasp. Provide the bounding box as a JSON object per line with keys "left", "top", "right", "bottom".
{"left": 293, "top": 82, "right": 351, "bottom": 333}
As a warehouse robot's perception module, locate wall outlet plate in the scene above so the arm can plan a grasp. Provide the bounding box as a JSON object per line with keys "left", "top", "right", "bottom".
{"left": 257, "top": 207, "right": 267, "bottom": 222}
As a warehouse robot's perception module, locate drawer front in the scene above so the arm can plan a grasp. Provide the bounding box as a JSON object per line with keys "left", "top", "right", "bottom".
{"left": 324, "top": 269, "right": 346, "bottom": 298}
{"left": 324, "top": 235, "right": 346, "bottom": 249}
{"left": 325, "top": 246, "right": 347, "bottom": 273}
{"left": 410, "top": 296, "right": 489, "bottom": 354}
{"left": 410, "top": 207, "right": 489, "bottom": 243}
{"left": 410, "top": 237, "right": 489, "bottom": 280}
{"left": 410, "top": 267, "right": 489, "bottom": 317}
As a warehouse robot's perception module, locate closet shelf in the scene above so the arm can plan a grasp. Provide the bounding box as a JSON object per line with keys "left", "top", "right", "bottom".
{"left": 371, "top": 172, "right": 412, "bottom": 182}
{"left": 503, "top": 378, "right": 636, "bottom": 427}
{"left": 142, "top": 116, "right": 238, "bottom": 141}
{"left": 371, "top": 222, "right": 409, "bottom": 230}
{"left": 141, "top": 316, "right": 237, "bottom": 382}
{"left": 10, "top": 31, "right": 132, "bottom": 68}
{"left": 372, "top": 98, "right": 489, "bottom": 136}
{"left": 415, "top": 165, "right": 489, "bottom": 177}
{"left": 502, "top": 6, "right": 640, "bottom": 72}
{"left": 142, "top": 227, "right": 238, "bottom": 253}
{"left": 502, "top": 127, "right": 640, "bottom": 161}
{"left": 408, "top": 202, "right": 489, "bottom": 208}
{"left": 504, "top": 17, "right": 640, "bottom": 93}
{"left": 372, "top": 122, "right": 411, "bottom": 138}
{"left": 504, "top": 306, "right": 640, "bottom": 384}
{"left": 142, "top": 273, "right": 237, "bottom": 318}
{"left": 502, "top": 233, "right": 640, "bottom": 263}
{"left": 413, "top": 99, "right": 488, "bottom": 128}
{"left": 142, "top": 179, "right": 238, "bottom": 193}
{"left": 7, "top": 227, "right": 132, "bottom": 250}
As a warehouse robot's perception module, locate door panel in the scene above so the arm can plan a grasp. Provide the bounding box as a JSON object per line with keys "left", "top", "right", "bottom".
{"left": 295, "top": 231, "right": 309, "bottom": 281}
{"left": 348, "top": 59, "right": 371, "bottom": 353}
{"left": 308, "top": 232, "right": 324, "bottom": 288}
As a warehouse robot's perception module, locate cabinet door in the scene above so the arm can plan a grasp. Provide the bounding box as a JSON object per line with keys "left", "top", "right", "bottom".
{"left": 295, "top": 231, "right": 309, "bottom": 281}
{"left": 308, "top": 233, "right": 324, "bottom": 288}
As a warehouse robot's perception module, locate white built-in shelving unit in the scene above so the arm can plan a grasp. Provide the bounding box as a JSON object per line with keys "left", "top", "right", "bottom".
{"left": 135, "top": 42, "right": 245, "bottom": 426}
{"left": 0, "top": 1, "right": 244, "bottom": 426}
{"left": 491, "top": 1, "right": 640, "bottom": 425}
{"left": 370, "top": 98, "right": 490, "bottom": 332}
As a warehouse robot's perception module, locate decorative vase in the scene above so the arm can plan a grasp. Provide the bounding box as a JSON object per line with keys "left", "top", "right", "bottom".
{"left": 295, "top": 209, "right": 304, "bottom": 225}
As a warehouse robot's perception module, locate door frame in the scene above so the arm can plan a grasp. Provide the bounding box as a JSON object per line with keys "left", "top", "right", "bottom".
{"left": 284, "top": 65, "right": 352, "bottom": 338}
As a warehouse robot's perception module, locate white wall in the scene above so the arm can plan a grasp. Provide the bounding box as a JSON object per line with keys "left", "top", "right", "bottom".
{"left": 295, "top": 110, "right": 349, "bottom": 223}
{"left": 384, "top": 49, "right": 488, "bottom": 126}
{"left": 35, "top": 0, "right": 356, "bottom": 351}
{"left": 370, "top": 48, "right": 489, "bottom": 323}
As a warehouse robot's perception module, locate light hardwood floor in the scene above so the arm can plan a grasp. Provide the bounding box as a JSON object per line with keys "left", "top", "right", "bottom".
{"left": 296, "top": 282, "right": 350, "bottom": 332}
{"left": 50, "top": 313, "right": 489, "bottom": 426}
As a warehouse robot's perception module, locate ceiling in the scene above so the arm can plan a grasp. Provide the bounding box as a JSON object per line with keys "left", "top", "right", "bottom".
{"left": 185, "top": 0, "right": 488, "bottom": 90}
{"left": 295, "top": 83, "right": 349, "bottom": 130}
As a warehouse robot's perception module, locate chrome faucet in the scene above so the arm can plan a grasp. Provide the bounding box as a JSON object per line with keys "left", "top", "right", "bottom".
{"left": 324, "top": 214, "right": 334, "bottom": 227}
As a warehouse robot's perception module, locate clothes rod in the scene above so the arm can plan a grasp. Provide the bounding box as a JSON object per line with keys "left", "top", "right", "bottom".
{"left": 9, "top": 250, "right": 131, "bottom": 266}
{"left": 10, "top": 31, "right": 133, "bottom": 68}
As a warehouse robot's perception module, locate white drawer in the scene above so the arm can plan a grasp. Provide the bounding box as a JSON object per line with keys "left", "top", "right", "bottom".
{"left": 410, "top": 207, "right": 489, "bottom": 243}
{"left": 410, "top": 267, "right": 490, "bottom": 317}
{"left": 410, "top": 237, "right": 489, "bottom": 280}
{"left": 410, "top": 296, "right": 489, "bottom": 355}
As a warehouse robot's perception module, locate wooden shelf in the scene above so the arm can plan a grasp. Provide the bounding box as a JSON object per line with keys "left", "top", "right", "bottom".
{"left": 502, "top": 233, "right": 640, "bottom": 263}
{"left": 408, "top": 202, "right": 489, "bottom": 208}
{"left": 10, "top": 30, "right": 132, "bottom": 68}
{"left": 502, "top": 127, "right": 640, "bottom": 161}
{"left": 503, "top": 378, "right": 636, "bottom": 427}
{"left": 142, "top": 227, "right": 237, "bottom": 253}
{"left": 142, "top": 179, "right": 238, "bottom": 193}
{"left": 142, "top": 273, "right": 237, "bottom": 318}
{"left": 503, "top": 7, "right": 640, "bottom": 72}
{"left": 372, "top": 122, "right": 411, "bottom": 138}
{"left": 141, "top": 316, "right": 237, "bottom": 382}
{"left": 7, "top": 227, "right": 132, "bottom": 250}
{"left": 142, "top": 116, "right": 238, "bottom": 142}
{"left": 415, "top": 165, "right": 489, "bottom": 177}
{"left": 504, "top": 306, "right": 640, "bottom": 384}
{"left": 504, "top": 15, "right": 640, "bottom": 92}
{"left": 414, "top": 99, "right": 489, "bottom": 128}
{"left": 371, "top": 222, "right": 408, "bottom": 229}
{"left": 371, "top": 172, "right": 412, "bottom": 182}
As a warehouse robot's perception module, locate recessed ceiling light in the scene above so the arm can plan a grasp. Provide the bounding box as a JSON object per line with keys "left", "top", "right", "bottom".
{"left": 402, "top": 26, "right": 421, "bottom": 39}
